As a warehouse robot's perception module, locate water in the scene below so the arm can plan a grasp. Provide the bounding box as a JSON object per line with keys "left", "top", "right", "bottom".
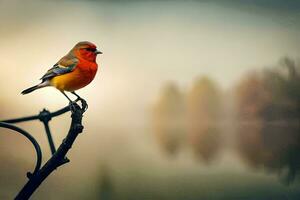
{"left": 90, "top": 121, "right": 300, "bottom": 200}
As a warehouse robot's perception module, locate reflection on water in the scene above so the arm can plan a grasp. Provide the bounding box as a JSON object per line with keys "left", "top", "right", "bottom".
{"left": 151, "top": 78, "right": 223, "bottom": 161}
{"left": 151, "top": 82, "right": 185, "bottom": 155}
{"left": 238, "top": 121, "right": 300, "bottom": 184}
{"left": 235, "top": 57, "right": 300, "bottom": 185}
{"left": 187, "top": 77, "right": 222, "bottom": 162}
{"left": 188, "top": 123, "right": 221, "bottom": 162}
{"left": 97, "top": 164, "right": 114, "bottom": 200}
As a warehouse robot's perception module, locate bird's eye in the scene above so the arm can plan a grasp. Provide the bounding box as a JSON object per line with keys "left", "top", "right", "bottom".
{"left": 85, "top": 48, "right": 95, "bottom": 52}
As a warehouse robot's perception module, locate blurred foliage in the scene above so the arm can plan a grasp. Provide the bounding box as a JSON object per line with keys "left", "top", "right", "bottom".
{"left": 236, "top": 57, "right": 300, "bottom": 121}
{"left": 235, "top": 72, "right": 271, "bottom": 120}
{"left": 151, "top": 82, "right": 185, "bottom": 155}
{"left": 151, "top": 77, "right": 222, "bottom": 161}
{"left": 237, "top": 122, "right": 300, "bottom": 185}
{"left": 235, "top": 57, "right": 300, "bottom": 184}
{"left": 187, "top": 124, "right": 221, "bottom": 162}
{"left": 186, "top": 77, "right": 222, "bottom": 162}
{"left": 151, "top": 57, "right": 300, "bottom": 182}
{"left": 187, "top": 77, "right": 222, "bottom": 122}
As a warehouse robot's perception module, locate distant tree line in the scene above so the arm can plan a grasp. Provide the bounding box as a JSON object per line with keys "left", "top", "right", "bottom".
{"left": 151, "top": 57, "right": 300, "bottom": 183}
{"left": 151, "top": 77, "right": 222, "bottom": 161}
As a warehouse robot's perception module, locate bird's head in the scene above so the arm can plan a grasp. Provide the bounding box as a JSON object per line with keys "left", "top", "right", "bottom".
{"left": 72, "top": 41, "right": 102, "bottom": 62}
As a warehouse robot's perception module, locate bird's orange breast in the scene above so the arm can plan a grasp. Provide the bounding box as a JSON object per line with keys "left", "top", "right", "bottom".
{"left": 50, "top": 61, "right": 98, "bottom": 92}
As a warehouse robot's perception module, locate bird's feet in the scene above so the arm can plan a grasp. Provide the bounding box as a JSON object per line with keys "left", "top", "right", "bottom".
{"left": 76, "top": 98, "right": 88, "bottom": 111}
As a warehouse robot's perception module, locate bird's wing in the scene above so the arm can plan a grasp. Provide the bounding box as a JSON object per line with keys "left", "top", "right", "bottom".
{"left": 40, "top": 56, "right": 79, "bottom": 80}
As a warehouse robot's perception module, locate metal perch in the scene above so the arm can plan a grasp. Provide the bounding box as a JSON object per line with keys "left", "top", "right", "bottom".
{"left": 0, "top": 101, "right": 87, "bottom": 200}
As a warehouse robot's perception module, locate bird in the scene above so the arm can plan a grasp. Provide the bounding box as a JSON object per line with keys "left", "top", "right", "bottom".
{"left": 21, "top": 41, "right": 102, "bottom": 109}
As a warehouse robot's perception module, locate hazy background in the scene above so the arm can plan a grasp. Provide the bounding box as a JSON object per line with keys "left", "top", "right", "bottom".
{"left": 0, "top": 0, "right": 300, "bottom": 199}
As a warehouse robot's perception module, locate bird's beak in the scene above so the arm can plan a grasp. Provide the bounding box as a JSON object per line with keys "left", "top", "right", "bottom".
{"left": 95, "top": 50, "right": 102, "bottom": 54}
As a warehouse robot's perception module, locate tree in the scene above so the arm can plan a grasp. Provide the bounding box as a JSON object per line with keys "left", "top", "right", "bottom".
{"left": 186, "top": 76, "right": 222, "bottom": 162}
{"left": 151, "top": 82, "right": 185, "bottom": 155}
{"left": 235, "top": 72, "right": 271, "bottom": 120}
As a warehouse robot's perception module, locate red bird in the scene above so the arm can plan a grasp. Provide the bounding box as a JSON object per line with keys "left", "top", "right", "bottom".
{"left": 21, "top": 41, "right": 102, "bottom": 107}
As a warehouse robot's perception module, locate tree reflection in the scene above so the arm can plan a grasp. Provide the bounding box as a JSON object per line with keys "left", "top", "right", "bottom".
{"left": 151, "top": 82, "right": 185, "bottom": 155}
{"left": 97, "top": 164, "right": 114, "bottom": 200}
{"left": 151, "top": 77, "right": 223, "bottom": 162}
{"left": 235, "top": 57, "right": 300, "bottom": 184}
{"left": 187, "top": 77, "right": 222, "bottom": 162}
{"left": 237, "top": 122, "right": 300, "bottom": 184}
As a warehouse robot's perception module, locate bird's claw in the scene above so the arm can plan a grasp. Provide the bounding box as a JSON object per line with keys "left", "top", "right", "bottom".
{"left": 76, "top": 98, "right": 88, "bottom": 111}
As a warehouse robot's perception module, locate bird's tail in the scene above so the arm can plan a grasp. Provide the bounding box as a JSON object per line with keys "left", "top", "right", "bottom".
{"left": 21, "top": 82, "right": 49, "bottom": 95}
